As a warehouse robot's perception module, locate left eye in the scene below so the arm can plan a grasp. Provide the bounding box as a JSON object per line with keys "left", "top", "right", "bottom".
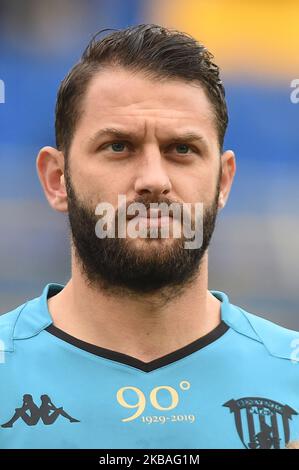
{"left": 110, "top": 142, "right": 127, "bottom": 152}
{"left": 174, "top": 144, "right": 191, "bottom": 154}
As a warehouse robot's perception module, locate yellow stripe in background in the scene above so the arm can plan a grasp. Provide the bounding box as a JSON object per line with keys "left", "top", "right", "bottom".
{"left": 146, "top": 0, "right": 299, "bottom": 83}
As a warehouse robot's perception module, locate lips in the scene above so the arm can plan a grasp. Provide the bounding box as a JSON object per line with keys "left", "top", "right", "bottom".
{"left": 127, "top": 208, "right": 173, "bottom": 220}
{"left": 132, "top": 215, "right": 173, "bottom": 229}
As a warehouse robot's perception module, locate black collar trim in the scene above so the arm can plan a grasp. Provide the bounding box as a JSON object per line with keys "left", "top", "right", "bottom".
{"left": 45, "top": 321, "right": 229, "bottom": 373}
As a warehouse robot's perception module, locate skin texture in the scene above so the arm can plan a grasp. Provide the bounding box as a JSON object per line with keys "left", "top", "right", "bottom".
{"left": 36, "top": 66, "right": 236, "bottom": 362}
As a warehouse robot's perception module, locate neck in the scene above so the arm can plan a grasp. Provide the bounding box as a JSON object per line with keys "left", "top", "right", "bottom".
{"left": 47, "top": 251, "right": 221, "bottom": 363}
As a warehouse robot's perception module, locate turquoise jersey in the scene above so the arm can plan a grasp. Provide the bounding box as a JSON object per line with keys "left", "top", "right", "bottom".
{"left": 0, "top": 283, "right": 298, "bottom": 449}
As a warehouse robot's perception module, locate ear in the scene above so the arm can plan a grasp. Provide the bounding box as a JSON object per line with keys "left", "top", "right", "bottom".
{"left": 36, "top": 146, "right": 68, "bottom": 213}
{"left": 218, "top": 150, "right": 236, "bottom": 210}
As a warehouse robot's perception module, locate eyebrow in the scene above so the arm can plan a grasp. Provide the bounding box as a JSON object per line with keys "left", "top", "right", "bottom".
{"left": 87, "top": 128, "right": 136, "bottom": 146}
{"left": 87, "top": 127, "right": 208, "bottom": 148}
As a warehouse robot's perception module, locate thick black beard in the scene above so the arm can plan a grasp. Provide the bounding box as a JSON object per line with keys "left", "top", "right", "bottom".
{"left": 65, "top": 168, "right": 221, "bottom": 303}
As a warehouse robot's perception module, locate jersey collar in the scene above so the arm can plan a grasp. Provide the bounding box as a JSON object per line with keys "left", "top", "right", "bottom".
{"left": 9, "top": 283, "right": 299, "bottom": 362}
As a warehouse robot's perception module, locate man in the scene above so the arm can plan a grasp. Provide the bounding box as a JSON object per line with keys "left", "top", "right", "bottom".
{"left": 0, "top": 24, "right": 298, "bottom": 449}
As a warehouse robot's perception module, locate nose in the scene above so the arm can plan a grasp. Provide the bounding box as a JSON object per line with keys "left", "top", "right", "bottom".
{"left": 134, "top": 148, "right": 172, "bottom": 197}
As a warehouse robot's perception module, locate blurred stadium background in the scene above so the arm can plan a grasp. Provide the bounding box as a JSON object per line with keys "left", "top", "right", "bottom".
{"left": 0, "top": 0, "right": 298, "bottom": 328}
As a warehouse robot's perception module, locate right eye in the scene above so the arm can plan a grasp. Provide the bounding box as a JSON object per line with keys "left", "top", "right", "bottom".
{"left": 104, "top": 142, "right": 128, "bottom": 152}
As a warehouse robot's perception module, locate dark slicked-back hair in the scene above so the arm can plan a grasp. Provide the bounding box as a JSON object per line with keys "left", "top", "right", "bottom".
{"left": 55, "top": 24, "right": 228, "bottom": 155}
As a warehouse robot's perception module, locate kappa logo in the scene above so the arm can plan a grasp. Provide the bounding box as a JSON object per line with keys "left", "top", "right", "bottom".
{"left": 224, "top": 396, "right": 298, "bottom": 449}
{"left": 1, "top": 394, "right": 80, "bottom": 428}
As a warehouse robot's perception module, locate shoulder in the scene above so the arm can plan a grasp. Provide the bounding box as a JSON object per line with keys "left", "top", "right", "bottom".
{"left": 212, "top": 290, "right": 299, "bottom": 363}
{"left": 0, "top": 284, "right": 57, "bottom": 353}
{"left": 239, "top": 307, "right": 299, "bottom": 362}
{"left": 0, "top": 302, "right": 28, "bottom": 352}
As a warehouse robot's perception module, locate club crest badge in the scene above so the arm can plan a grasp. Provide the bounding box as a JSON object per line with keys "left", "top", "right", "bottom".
{"left": 223, "top": 397, "right": 298, "bottom": 449}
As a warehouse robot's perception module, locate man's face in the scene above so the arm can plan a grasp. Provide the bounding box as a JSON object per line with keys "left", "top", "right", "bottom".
{"left": 65, "top": 67, "right": 222, "bottom": 299}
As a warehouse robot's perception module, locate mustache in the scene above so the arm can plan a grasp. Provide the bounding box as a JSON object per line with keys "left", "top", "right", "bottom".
{"left": 126, "top": 195, "right": 179, "bottom": 209}
{"left": 120, "top": 196, "right": 185, "bottom": 216}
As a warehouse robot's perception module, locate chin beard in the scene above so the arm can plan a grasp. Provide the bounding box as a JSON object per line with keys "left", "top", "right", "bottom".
{"left": 65, "top": 171, "right": 220, "bottom": 302}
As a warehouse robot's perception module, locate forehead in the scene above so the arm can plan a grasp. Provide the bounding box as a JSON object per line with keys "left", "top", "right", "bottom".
{"left": 76, "top": 66, "right": 217, "bottom": 142}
